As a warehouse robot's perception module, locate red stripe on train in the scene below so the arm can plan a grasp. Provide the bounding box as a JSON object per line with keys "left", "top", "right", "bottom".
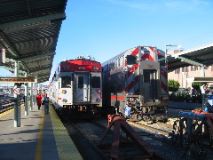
{"left": 141, "top": 54, "right": 154, "bottom": 61}
{"left": 126, "top": 47, "right": 140, "bottom": 77}
{"left": 131, "top": 47, "right": 139, "bottom": 56}
{"left": 127, "top": 64, "right": 139, "bottom": 77}
{"left": 125, "top": 48, "right": 139, "bottom": 67}
{"left": 125, "top": 75, "right": 140, "bottom": 92}
{"left": 111, "top": 95, "right": 125, "bottom": 101}
{"left": 149, "top": 47, "right": 155, "bottom": 52}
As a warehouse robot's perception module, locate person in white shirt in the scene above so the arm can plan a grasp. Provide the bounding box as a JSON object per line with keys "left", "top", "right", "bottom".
{"left": 200, "top": 84, "right": 205, "bottom": 94}
{"left": 200, "top": 84, "right": 208, "bottom": 109}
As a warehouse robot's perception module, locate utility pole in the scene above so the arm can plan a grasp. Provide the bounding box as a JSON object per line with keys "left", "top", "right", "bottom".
{"left": 24, "top": 73, "right": 29, "bottom": 116}
{"left": 14, "top": 61, "right": 21, "bottom": 127}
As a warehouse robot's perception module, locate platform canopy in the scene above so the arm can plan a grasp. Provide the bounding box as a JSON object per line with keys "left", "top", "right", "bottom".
{"left": 167, "top": 43, "right": 213, "bottom": 72}
{"left": 0, "top": 0, "right": 67, "bottom": 82}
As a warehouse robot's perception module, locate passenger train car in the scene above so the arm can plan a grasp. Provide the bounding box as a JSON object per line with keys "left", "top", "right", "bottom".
{"left": 102, "top": 46, "right": 168, "bottom": 121}
{"left": 49, "top": 57, "right": 102, "bottom": 113}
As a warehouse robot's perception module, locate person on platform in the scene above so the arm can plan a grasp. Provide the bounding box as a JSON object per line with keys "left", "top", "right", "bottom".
{"left": 200, "top": 84, "right": 208, "bottom": 109}
{"left": 124, "top": 101, "right": 132, "bottom": 119}
{"left": 42, "top": 94, "right": 49, "bottom": 114}
{"left": 36, "top": 92, "right": 43, "bottom": 110}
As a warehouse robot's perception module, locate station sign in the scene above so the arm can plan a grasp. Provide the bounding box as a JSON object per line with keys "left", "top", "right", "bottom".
{"left": 0, "top": 77, "right": 35, "bottom": 83}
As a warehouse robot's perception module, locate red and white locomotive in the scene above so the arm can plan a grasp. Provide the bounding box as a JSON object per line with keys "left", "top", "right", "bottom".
{"left": 48, "top": 57, "right": 102, "bottom": 112}
{"left": 102, "top": 46, "right": 168, "bottom": 121}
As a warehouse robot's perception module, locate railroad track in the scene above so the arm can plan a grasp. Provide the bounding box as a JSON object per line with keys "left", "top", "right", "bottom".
{"left": 58, "top": 110, "right": 164, "bottom": 160}
{"left": 132, "top": 117, "right": 213, "bottom": 160}
{"left": 0, "top": 98, "right": 24, "bottom": 115}
{"left": 59, "top": 113, "right": 108, "bottom": 160}
{"left": 129, "top": 121, "right": 171, "bottom": 137}
{"left": 58, "top": 110, "right": 185, "bottom": 160}
{"left": 66, "top": 120, "right": 163, "bottom": 159}
{"left": 57, "top": 107, "right": 213, "bottom": 160}
{"left": 0, "top": 100, "right": 14, "bottom": 114}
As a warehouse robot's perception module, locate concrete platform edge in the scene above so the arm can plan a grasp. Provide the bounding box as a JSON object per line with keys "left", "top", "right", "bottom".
{"left": 50, "top": 106, "right": 83, "bottom": 160}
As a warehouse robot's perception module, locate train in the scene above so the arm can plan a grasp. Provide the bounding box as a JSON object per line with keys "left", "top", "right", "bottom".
{"left": 48, "top": 57, "right": 102, "bottom": 114}
{"left": 49, "top": 46, "right": 168, "bottom": 121}
{"left": 102, "top": 46, "right": 168, "bottom": 121}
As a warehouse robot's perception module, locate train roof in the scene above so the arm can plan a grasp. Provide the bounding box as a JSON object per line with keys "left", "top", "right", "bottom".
{"left": 102, "top": 45, "right": 164, "bottom": 66}
{"left": 60, "top": 58, "right": 101, "bottom": 72}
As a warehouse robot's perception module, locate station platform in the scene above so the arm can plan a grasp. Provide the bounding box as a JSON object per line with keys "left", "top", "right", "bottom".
{"left": 0, "top": 103, "right": 83, "bottom": 160}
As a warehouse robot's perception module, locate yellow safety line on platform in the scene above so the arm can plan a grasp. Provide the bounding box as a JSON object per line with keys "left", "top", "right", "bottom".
{"left": 35, "top": 112, "right": 45, "bottom": 160}
{"left": 50, "top": 105, "right": 83, "bottom": 160}
{"left": 0, "top": 108, "right": 14, "bottom": 119}
{"left": 0, "top": 104, "right": 25, "bottom": 119}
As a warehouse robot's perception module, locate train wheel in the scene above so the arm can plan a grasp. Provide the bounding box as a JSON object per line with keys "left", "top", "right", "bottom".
{"left": 130, "top": 113, "right": 142, "bottom": 122}
{"left": 142, "top": 115, "right": 151, "bottom": 122}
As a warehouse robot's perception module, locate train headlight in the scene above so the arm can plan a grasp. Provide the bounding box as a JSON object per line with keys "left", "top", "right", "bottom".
{"left": 62, "top": 90, "right": 67, "bottom": 94}
{"left": 63, "top": 99, "right": 68, "bottom": 103}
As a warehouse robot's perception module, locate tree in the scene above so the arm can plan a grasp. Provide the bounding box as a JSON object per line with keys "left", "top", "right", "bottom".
{"left": 168, "top": 80, "right": 180, "bottom": 92}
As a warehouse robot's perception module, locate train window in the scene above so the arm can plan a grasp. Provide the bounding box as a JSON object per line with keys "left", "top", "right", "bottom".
{"left": 91, "top": 76, "right": 100, "bottom": 88}
{"left": 144, "top": 70, "right": 150, "bottom": 83}
{"left": 61, "top": 76, "right": 71, "bottom": 88}
{"left": 78, "top": 76, "right": 83, "bottom": 88}
{"left": 109, "top": 62, "right": 115, "bottom": 70}
{"left": 120, "top": 56, "right": 124, "bottom": 66}
{"left": 126, "top": 55, "right": 137, "bottom": 65}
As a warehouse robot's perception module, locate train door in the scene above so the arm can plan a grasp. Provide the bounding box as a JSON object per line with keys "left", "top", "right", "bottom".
{"left": 59, "top": 75, "right": 73, "bottom": 106}
{"left": 91, "top": 73, "right": 102, "bottom": 105}
{"left": 74, "top": 73, "right": 90, "bottom": 103}
{"left": 143, "top": 70, "right": 158, "bottom": 101}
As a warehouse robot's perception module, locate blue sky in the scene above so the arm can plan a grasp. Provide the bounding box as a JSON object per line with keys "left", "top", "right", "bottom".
{"left": 55, "top": 0, "right": 213, "bottom": 64}
{"left": 1, "top": 0, "right": 213, "bottom": 81}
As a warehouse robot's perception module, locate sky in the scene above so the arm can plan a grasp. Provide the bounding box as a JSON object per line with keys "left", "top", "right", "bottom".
{"left": 1, "top": 0, "right": 213, "bottom": 82}
{"left": 54, "top": 0, "right": 213, "bottom": 67}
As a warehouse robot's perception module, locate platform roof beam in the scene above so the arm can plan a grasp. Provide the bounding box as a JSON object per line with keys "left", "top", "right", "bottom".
{"left": 172, "top": 55, "right": 204, "bottom": 67}
{"left": 0, "top": 13, "right": 66, "bottom": 33}
{"left": 18, "top": 51, "right": 55, "bottom": 61}
{"left": 0, "top": 31, "right": 19, "bottom": 58}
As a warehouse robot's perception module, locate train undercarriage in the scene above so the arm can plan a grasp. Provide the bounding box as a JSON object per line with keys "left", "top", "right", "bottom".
{"left": 116, "top": 95, "right": 168, "bottom": 122}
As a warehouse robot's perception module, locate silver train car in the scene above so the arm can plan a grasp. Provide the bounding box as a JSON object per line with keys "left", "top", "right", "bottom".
{"left": 48, "top": 57, "right": 102, "bottom": 113}
{"left": 102, "top": 46, "right": 168, "bottom": 121}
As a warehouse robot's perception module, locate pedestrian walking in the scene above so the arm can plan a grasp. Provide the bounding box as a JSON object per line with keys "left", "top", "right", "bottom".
{"left": 36, "top": 92, "right": 42, "bottom": 110}
{"left": 42, "top": 94, "right": 49, "bottom": 114}
{"left": 200, "top": 84, "right": 208, "bottom": 109}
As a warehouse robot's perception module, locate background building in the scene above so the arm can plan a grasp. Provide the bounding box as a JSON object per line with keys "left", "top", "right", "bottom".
{"left": 169, "top": 64, "right": 213, "bottom": 88}
{"left": 167, "top": 46, "right": 213, "bottom": 88}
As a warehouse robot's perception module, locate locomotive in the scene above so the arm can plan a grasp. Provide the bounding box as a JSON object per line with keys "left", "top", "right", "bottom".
{"left": 48, "top": 57, "right": 102, "bottom": 113}
{"left": 102, "top": 46, "right": 168, "bottom": 121}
